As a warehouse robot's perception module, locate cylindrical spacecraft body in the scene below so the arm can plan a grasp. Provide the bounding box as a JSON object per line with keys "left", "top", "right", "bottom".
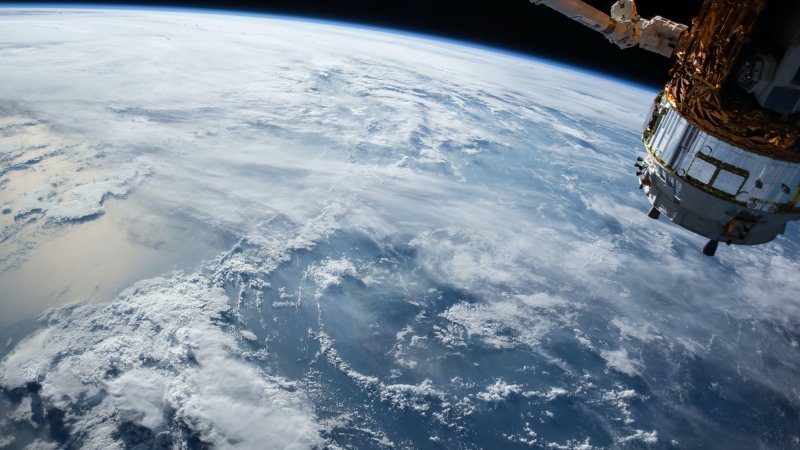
{"left": 639, "top": 0, "right": 800, "bottom": 246}
{"left": 642, "top": 94, "right": 800, "bottom": 244}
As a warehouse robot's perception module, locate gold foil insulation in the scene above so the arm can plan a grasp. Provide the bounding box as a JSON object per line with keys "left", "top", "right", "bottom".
{"left": 666, "top": 0, "right": 800, "bottom": 163}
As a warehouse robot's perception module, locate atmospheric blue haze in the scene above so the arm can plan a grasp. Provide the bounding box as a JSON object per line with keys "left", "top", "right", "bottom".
{"left": 0, "top": 7, "right": 798, "bottom": 450}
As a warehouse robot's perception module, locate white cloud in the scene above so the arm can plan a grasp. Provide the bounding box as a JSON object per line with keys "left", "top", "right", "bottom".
{"left": 611, "top": 318, "right": 661, "bottom": 343}
{"left": 440, "top": 293, "right": 576, "bottom": 350}
{"left": 0, "top": 274, "right": 323, "bottom": 449}
{"left": 524, "top": 387, "right": 570, "bottom": 401}
{"left": 107, "top": 369, "right": 167, "bottom": 430}
{"left": 22, "top": 440, "right": 59, "bottom": 450}
{"left": 380, "top": 379, "right": 445, "bottom": 411}
{"left": 46, "top": 169, "right": 146, "bottom": 223}
{"left": 240, "top": 329, "right": 258, "bottom": 341}
{"left": 618, "top": 429, "right": 658, "bottom": 445}
{"left": 304, "top": 257, "right": 358, "bottom": 300}
{"left": 0, "top": 435, "right": 15, "bottom": 448}
{"left": 476, "top": 379, "right": 523, "bottom": 403}
{"left": 600, "top": 348, "right": 642, "bottom": 377}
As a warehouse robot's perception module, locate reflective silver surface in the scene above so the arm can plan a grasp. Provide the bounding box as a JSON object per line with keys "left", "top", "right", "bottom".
{"left": 639, "top": 94, "right": 800, "bottom": 246}
{"left": 644, "top": 95, "right": 800, "bottom": 212}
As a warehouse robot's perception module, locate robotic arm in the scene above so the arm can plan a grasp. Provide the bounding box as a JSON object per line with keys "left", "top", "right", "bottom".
{"left": 530, "top": 0, "right": 687, "bottom": 57}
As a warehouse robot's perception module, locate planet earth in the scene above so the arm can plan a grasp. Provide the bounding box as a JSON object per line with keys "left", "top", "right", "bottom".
{"left": 0, "top": 7, "right": 799, "bottom": 450}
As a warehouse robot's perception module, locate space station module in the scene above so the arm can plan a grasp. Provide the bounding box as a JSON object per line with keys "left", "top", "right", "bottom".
{"left": 532, "top": 0, "right": 800, "bottom": 255}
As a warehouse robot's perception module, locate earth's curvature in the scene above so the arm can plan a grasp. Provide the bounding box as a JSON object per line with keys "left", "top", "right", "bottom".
{"left": 0, "top": 7, "right": 799, "bottom": 450}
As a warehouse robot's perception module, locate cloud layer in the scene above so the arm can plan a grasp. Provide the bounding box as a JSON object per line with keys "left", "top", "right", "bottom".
{"left": 0, "top": 7, "right": 798, "bottom": 449}
{"left": 1, "top": 274, "right": 323, "bottom": 449}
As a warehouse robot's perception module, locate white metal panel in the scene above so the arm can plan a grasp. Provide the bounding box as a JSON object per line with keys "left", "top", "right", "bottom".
{"left": 687, "top": 158, "right": 716, "bottom": 184}
{"left": 645, "top": 98, "right": 800, "bottom": 209}
{"left": 712, "top": 170, "right": 746, "bottom": 194}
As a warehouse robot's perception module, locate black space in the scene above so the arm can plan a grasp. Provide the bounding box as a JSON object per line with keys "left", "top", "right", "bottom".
{"left": 3, "top": 0, "right": 705, "bottom": 87}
